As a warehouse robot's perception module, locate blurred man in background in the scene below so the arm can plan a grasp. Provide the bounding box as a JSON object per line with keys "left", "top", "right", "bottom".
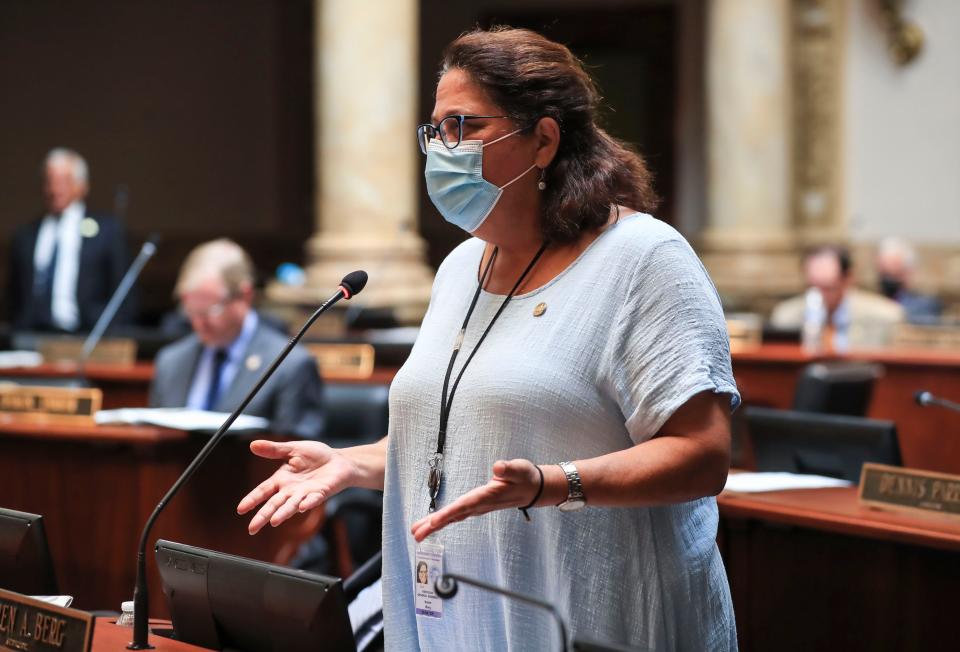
{"left": 771, "top": 245, "right": 904, "bottom": 349}
{"left": 7, "top": 148, "right": 133, "bottom": 332}
{"left": 149, "top": 239, "right": 324, "bottom": 438}
{"left": 876, "top": 237, "right": 942, "bottom": 324}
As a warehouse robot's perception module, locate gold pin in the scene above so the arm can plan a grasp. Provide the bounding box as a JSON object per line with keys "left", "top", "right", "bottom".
{"left": 79, "top": 217, "right": 100, "bottom": 238}
{"left": 533, "top": 302, "right": 547, "bottom": 317}
{"left": 245, "top": 354, "right": 262, "bottom": 371}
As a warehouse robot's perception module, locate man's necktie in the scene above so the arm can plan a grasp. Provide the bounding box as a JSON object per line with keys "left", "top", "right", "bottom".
{"left": 203, "top": 348, "right": 229, "bottom": 411}
{"left": 33, "top": 238, "right": 59, "bottom": 330}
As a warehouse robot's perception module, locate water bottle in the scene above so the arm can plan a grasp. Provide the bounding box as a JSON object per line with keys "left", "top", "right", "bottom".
{"left": 801, "top": 287, "right": 826, "bottom": 352}
{"left": 117, "top": 600, "right": 135, "bottom": 627}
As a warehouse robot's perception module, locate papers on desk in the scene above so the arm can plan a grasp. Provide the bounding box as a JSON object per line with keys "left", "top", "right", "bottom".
{"left": 30, "top": 595, "right": 74, "bottom": 608}
{"left": 95, "top": 408, "right": 269, "bottom": 432}
{"left": 724, "top": 472, "right": 853, "bottom": 493}
{"left": 0, "top": 350, "right": 44, "bottom": 369}
{"left": 348, "top": 578, "right": 384, "bottom": 651}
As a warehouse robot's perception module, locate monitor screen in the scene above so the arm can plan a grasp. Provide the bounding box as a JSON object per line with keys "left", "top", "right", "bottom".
{"left": 0, "top": 508, "right": 59, "bottom": 595}
{"left": 156, "top": 540, "right": 356, "bottom": 652}
{"left": 746, "top": 407, "right": 902, "bottom": 482}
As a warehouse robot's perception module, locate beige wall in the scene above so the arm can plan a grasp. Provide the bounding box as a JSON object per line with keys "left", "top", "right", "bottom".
{"left": 843, "top": 0, "right": 960, "bottom": 246}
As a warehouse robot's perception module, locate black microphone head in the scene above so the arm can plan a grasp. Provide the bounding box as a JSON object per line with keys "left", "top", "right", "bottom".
{"left": 146, "top": 232, "right": 162, "bottom": 247}
{"left": 340, "top": 270, "right": 368, "bottom": 299}
{"left": 434, "top": 576, "right": 458, "bottom": 599}
{"left": 915, "top": 390, "right": 932, "bottom": 407}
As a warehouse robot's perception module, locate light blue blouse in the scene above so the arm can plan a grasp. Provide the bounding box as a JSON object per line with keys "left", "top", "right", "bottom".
{"left": 381, "top": 213, "right": 740, "bottom": 651}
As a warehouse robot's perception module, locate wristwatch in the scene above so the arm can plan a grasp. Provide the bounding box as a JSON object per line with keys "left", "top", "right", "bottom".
{"left": 557, "top": 461, "right": 586, "bottom": 512}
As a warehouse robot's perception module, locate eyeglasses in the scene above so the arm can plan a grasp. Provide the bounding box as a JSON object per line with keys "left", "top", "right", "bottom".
{"left": 181, "top": 295, "right": 237, "bottom": 320}
{"left": 416, "top": 114, "right": 512, "bottom": 155}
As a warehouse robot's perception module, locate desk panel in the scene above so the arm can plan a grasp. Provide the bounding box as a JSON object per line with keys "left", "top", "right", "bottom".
{"left": 718, "top": 488, "right": 960, "bottom": 651}
{"left": 0, "top": 423, "right": 315, "bottom": 617}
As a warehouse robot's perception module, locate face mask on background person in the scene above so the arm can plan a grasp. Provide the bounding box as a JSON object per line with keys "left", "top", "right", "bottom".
{"left": 424, "top": 128, "right": 537, "bottom": 233}
{"left": 879, "top": 276, "right": 903, "bottom": 299}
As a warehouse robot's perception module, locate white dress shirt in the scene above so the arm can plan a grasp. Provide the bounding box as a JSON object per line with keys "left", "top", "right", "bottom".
{"left": 33, "top": 201, "right": 84, "bottom": 331}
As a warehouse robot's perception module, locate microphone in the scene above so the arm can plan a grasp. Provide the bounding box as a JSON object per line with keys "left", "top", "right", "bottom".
{"left": 914, "top": 390, "right": 960, "bottom": 414}
{"left": 79, "top": 233, "right": 160, "bottom": 367}
{"left": 128, "top": 271, "right": 367, "bottom": 650}
{"left": 435, "top": 573, "right": 641, "bottom": 652}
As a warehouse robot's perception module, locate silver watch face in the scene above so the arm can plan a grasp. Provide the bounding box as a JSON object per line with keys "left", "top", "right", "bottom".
{"left": 558, "top": 498, "right": 586, "bottom": 512}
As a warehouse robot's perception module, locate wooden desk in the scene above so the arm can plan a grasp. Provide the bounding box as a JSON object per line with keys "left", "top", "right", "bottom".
{"left": 93, "top": 619, "right": 210, "bottom": 651}
{"left": 0, "top": 421, "right": 316, "bottom": 618}
{"left": 732, "top": 345, "right": 960, "bottom": 473}
{"left": 0, "top": 363, "right": 400, "bottom": 409}
{"left": 0, "top": 362, "right": 154, "bottom": 409}
{"left": 718, "top": 487, "right": 960, "bottom": 651}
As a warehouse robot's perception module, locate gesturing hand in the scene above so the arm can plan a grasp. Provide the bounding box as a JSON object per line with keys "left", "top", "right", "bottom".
{"left": 410, "top": 459, "right": 543, "bottom": 542}
{"left": 237, "top": 439, "right": 358, "bottom": 534}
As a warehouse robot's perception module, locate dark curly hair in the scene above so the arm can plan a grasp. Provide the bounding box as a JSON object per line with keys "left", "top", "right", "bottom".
{"left": 441, "top": 26, "right": 659, "bottom": 244}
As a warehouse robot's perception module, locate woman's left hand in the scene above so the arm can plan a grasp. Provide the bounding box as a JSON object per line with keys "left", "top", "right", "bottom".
{"left": 411, "top": 458, "right": 544, "bottom": 542}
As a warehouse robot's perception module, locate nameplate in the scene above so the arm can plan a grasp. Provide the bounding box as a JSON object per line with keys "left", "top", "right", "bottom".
{"left": 308, "top": 343, "right": 375, "bottom": 380}
{"left": 0, "top": 589, "right": 93, "bottom": 652}
{"left": 859, "top": 463, "right": 960, "bottom": 519}
{"left": 0, "top": 387, "right": 102, "bottom": 426}
{"left": 38, "top": 338, "right": 137, "bottom": 366}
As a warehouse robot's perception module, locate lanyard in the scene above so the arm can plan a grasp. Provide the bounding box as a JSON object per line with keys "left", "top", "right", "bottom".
{"left": 427, "top": 242, "right": 548, "bottom": 512}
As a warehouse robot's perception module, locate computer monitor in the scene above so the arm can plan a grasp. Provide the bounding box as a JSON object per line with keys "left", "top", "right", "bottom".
{"left": 155, "top": 540, "right": 356, "bottom": 652}
{"left": 746, "top": 407, "right": 902, "bottom": 482}
{"left": 0, "top": 508, "right": 59, "bottom": 595}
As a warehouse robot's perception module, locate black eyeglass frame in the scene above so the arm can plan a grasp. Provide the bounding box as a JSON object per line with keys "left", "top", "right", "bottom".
{"left": 416, "top": 114, "right": 514, "bottom": 155}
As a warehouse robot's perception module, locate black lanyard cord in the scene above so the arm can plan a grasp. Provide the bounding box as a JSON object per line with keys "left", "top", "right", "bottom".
{"left": 428, "top": 241, "right": 548, "bottom": 511}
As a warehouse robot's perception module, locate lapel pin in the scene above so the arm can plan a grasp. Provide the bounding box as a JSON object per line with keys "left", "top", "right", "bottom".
{"left": 79, "top": 217, "right": 100, "bottom": 238}
{"left": 533, "top": 302, "right": 547, "bottom": 317}
{"left": 245, "top": 354, "right": 262, "bottom": 371}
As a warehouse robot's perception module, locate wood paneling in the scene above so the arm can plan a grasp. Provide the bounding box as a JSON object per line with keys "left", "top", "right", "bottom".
{"left": 0, "top": 423, "right": 315, "bottom": 617}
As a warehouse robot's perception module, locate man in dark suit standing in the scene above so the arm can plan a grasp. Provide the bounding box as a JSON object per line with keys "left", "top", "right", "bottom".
{"left": 7, "top": 148, "right": 133, "bottom": 332}
{"left": 148, "top": 239, "right": 324, "bottom": 439}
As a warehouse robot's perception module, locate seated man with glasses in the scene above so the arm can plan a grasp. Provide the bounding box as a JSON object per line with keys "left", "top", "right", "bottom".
{"left": 148, "top": 238, "right": 324, "bottom": 439}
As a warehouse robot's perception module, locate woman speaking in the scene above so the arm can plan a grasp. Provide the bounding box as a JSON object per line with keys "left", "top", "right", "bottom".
{"left": 239, "top": 27, "right": 740, "bottom": 651}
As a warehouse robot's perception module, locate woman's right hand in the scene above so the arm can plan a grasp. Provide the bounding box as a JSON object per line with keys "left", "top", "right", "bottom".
{"left": 237, "top": 439, "right": 359, "bottom": 534}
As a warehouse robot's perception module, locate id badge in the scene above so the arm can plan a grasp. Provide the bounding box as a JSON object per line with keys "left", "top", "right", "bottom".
{"left": 414, "top": 543, "right": 444, "bottom": 619}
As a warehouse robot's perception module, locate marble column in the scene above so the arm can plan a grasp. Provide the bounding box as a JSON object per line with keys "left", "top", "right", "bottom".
{"left": 268, "top": 0, "right": 434, "bottom": 326}
{"left": 697, "top": 0, "right": 846, "bottom": 312}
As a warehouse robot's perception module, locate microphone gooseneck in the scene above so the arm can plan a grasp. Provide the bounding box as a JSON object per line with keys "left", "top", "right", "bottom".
{"left": 128, "top": 271, "right": 367, "bottom": 649}
{"left": 79, "top": 233, "right": 161, "bottom": 369}
{"left": 435, "top": 573, "right": 568, "bottom": 652}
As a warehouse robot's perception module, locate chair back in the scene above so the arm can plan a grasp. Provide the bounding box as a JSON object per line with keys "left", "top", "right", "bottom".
{"left": 323, "top": 382, "right": 390, "bottom": 445}
{"left": 792, "top": 362, "right": 882, "bottom": 416}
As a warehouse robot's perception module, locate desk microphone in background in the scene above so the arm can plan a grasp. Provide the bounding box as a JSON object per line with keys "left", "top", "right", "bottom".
{"left": 435, "top": 573, "right": 643, "bottom": 652}
{"left": 914, "top": 390, "right": 960, "bottom": 414}
{"left": 79, "top": 233, "right": 161, "bottom": 370}
{"left": 128, "top": 270, "right": 368, "bottom": 650}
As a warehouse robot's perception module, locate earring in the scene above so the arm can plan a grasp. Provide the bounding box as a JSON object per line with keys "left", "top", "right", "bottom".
{"left": 537, "top": 168, "right": 547, "bottom": 191}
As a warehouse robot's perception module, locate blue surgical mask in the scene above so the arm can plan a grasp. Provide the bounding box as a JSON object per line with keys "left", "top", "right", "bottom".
{"left": 424, "top": 129, "right": 537, "bottom": 233}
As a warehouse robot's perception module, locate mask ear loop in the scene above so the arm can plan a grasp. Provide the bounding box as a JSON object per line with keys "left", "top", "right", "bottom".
{"left": 481, "top": 127, "right": 524, "bottom": 149}
{"left": 482, "top": 125, "right": 539, "bottom": 190}
{"left": 499, "top": 164, "right": 538, "bottom": 190}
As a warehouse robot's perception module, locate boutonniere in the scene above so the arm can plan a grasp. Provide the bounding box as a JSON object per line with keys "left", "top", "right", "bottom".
{"left": 80, "top": 217, "right": 100, "bottom": 238}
